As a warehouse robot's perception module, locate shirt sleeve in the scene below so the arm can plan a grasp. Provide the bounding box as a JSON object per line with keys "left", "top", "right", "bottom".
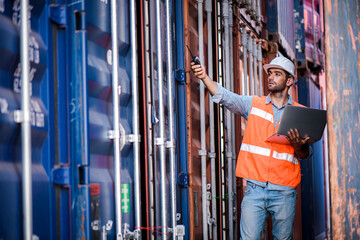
{"left": 211, "top": 82, "right": 253, "bottom": 119}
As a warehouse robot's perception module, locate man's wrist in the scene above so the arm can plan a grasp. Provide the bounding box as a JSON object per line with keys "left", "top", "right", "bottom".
{"left": 294, "top": 144, "right": 309, "bottom": 159}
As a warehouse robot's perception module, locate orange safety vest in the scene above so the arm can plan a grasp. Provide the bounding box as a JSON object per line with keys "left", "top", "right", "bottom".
{"left": 236, "top": 96, "right": 304, "bottom": 188}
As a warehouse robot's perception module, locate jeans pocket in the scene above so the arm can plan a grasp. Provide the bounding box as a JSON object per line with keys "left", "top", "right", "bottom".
{"left": 244, "top": 182, "right": 256, "bottom": 195}
{"left": 281, "top": 188, "right": 297, "bottom": 198}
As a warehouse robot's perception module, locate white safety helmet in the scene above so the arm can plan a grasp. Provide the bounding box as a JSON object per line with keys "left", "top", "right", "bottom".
{"left": 263, "top": 56, "right": 296, "bottom": 79}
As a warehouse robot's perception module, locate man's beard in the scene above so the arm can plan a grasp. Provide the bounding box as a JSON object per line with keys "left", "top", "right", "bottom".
{"left": 267, "top": 80, "right": 287, "bottom": 92}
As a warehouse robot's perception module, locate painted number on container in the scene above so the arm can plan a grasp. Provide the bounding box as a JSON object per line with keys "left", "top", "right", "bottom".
{"left": 29, "top": 36, "right": 40, "bottom": 64}
{"left": 13, "top": 36, "right": 40, "bottom": 96}
{"left": 0, "top": 0, "right": 5, "bottom": 13}
{"left": 0, "top": 98, "right": 8, "bottom": 114}
{"left": 13, "top": 63, "right": 36, "bottom": 96}
{"left": 121, "top": 184, "right": 130, "bottom": 213}
{"left": 12, "top": 0, "right": 33, "bottom": 28}
{"left": 30, "top": 99, "right": 44, "bottom": 128}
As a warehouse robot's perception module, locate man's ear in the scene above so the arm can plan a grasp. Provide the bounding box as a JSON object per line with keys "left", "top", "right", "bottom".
{"left": 286, "top": 76, "right": 294, "bottom": 87}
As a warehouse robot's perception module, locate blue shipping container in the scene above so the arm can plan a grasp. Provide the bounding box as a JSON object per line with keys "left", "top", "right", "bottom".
{"left": 0, "top": 0, "right": 52, "bottom": 239}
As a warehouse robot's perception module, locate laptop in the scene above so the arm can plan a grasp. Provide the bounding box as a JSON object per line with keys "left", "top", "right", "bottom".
{"left": 266, "top": 105, "right": 327, "bottom": 145}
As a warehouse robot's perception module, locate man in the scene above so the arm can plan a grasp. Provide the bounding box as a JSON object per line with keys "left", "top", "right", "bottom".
{"left": 191, "top": 56, "right": 311, "bottom": 240}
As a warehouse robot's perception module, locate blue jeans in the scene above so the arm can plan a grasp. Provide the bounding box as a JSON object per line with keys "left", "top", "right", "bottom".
{"left": 240, "top": 181, "right": 297, "bottom": 240}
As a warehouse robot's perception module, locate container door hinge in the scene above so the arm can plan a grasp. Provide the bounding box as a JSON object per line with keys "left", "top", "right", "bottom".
{"left": 14, "top": 110, "right": 31, "bottom": 123}
{"left": 155, "top": 137, "right": 165, "bottom": 146}
{"left": 127, "top": 134, "right": 141, "bottom": 143}
{"left": 49, "top": 4, "right": 67, "bottom": 27}
{"left": 175, "top": 225, "right": 186, "bottom": 240}
{"left": 97, "top": 220, "right": 113, "bottom": 240}
{"left": 206, "top": 183, "right": 216, "bottom": 238}
{"left": 168, "top": 225, "right": 185, "bottom": 240}
{"left": 108, "top": 123, "right": 126, "bottom": 151}
{"left": 51, "top": 166, "right": 70, "bottom": 185}
{"left": 178, "top": 173, "right": 189, "bottom": 187}
{"left": 175, "top": 69, "right": 185, "bottom": 83}
{"left": 166, "top": 139, "right": 175, "bottom": 148}
{"left": 123, "top": 223, "right": 141, "bottom": 239}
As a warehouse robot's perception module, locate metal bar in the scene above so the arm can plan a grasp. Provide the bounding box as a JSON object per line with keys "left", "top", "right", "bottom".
{"left": 248, "top": 36, "right": 254, "bottom": 95}
{"left": 175, "top": 0, "right": 190, "bottom": 238}
{"left": 229, "top": 3, "right": 237, "bottom": 240}
{"left": 143, "top": 0, "right": 155, "bottom": 238}
{"left": 320, "top": 2, "right": 330, "bottom": 237}
{"left": 155, "top": 0, "right": 167, "bottom": 236}
{"left": 165, "top": 0, "right": 177, "bottom": 238}
{"left": 311, "top": 0, "right": 317, "bottom": 63}
{"left": 20, "top": 0, "right": 32, "bottom": 239}
{"left": 258, "top": 41, "right": 262, "bottom": 96}
{"left": 253, "top": 39, "right": 258, "bottom": 96}
{"left": 216, "top": 1, "right": 226, "bottom": 238}
{"left": 216, "top": 0, "right": 227, "bottom": 239}
{"left": 205, "top": 0, "right": 217, "bottom": 239}
{"left": 110, "top": 0, "right": 122, "bottom": 238}
{"left": 184, "top": 0, "right": 195, "bottom": 238}
{"left": 241, "top": 27, "right": 248, "bottom": 95}
{"left": 256, "top": 0, "right": 261, "bottom": 24}
{"left": 197, "top": 1, "right": 208, "bottom": 239}
{"left": 223, "top": 1, "right": 234, "bottom": 239}
{"left": 130, "top": 0, "right": 142, "bottom": 235}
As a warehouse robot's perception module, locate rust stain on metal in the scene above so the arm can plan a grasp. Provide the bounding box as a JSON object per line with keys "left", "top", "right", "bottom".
{"left": 358, "top": 50, "right": 360, "bottom": 73}
{"left": 347, "top": 190, "right": 360, "bottom": 237}
{"left": 348, "top": 188, "right": 357, "bottom": 194}
{"left": 347, "top": 23, "right": 357, "bottom": 51}
{"left": 343, "top": 89, "right": 352, "bottom": 96}
{"left": 325, "top": 0, "right": 332, "bottom": 13}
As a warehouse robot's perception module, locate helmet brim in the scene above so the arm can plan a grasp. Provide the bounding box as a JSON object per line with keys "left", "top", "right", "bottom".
{"left": 263, "top": 64, "right": 296, "bottom": 79}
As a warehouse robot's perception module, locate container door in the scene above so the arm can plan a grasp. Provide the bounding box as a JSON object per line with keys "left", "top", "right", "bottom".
{"left": 149, "top": 0, "right": 171, "bottom": 233}
{"left": 308, "top": 80, "right": 326, "bottom": 239}
{"left": 299, "top": 79, "right": 326, "bottom": 239}
{"left": 63, "top": 0, "right": 135, "bottom": 239}
{"left": 0, "top": 0, "right": 53, "bottom": 239}
{"left": 86, "top": 0, "right": 134, "bottom": 238}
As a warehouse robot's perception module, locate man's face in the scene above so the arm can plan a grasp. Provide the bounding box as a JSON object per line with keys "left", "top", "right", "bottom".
{"left": 267, "top": 68, "right": 292, "bottom": 92}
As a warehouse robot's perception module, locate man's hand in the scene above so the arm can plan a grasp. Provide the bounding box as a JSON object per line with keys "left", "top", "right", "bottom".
{"left": 191, "top": 62, "right": 207, "bottom": 80}
{"left": 287, "top": 128, "right": 310, "bottom": 159}
{"left": 190, "top": 62, "right": 218, "bottom": 95}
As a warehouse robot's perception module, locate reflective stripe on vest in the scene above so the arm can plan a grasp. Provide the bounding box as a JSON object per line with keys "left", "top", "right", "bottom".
{"left": 240, "top": 143, "right": 271, "bottom": 157}
{"left": 272, "top": 150, "right": 299, "bottom": 165}
{"left": 250, "top": 107, "right": 274, "bottom": 123}
{"left": 241, "top": 144, "right": 298, "bottom": 165}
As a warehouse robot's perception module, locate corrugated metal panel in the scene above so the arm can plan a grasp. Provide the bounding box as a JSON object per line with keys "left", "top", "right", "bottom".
{"left": 324, "top": 0, "right": 360, "bottom": 239}
{"left": 0, "top": 1, "right": 52, "bottom": 239}
{"left": 267, "top": 0, "right": 295, "bottom": 59}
